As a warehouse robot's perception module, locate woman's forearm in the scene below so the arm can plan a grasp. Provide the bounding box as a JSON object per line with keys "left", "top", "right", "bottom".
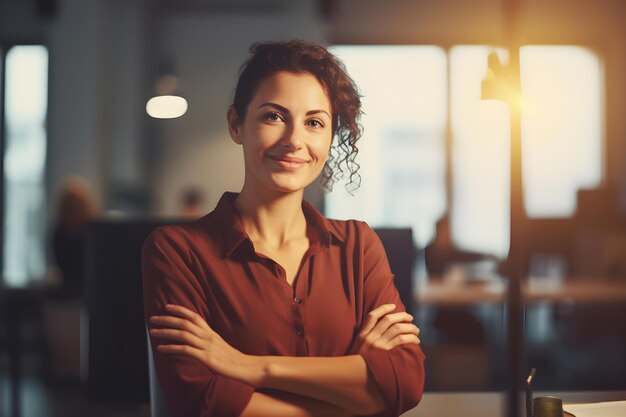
{"left": 149, "top": 304, "right": 410, "bottom": 415}
{"left": 252, "top": 354, "right": 385, "bottom": 416}
{"left": 240, "top": 391, "right": 353, "bottom": 417}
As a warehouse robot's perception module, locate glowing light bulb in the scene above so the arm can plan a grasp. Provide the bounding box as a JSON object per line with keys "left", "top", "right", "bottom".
{"left": 146, "top": 95, "right": 188, "bottom": 119}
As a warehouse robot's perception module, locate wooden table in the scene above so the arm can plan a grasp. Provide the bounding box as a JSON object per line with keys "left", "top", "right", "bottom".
{"left": 416, "top": 278, "right": 626, "bottom": 306}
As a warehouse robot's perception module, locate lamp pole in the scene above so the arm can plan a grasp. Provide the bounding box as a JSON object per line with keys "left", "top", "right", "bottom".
{"left": 483, "top": 1, "right": 526, "bottom": 415}
{"left": 503, "top": 0, "right": 526, "bottom": 416}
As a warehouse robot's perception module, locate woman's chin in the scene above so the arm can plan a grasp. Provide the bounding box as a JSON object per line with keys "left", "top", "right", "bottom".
{"left": 265, "top": 175, "right": 315, "bottom": 194}
{"left": 245, "top": 170, "right": 321, "bottom": 196}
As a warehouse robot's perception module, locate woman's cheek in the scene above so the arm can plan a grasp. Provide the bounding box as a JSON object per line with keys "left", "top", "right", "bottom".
{"left": 318, "top": 138, "right": 333, "bottom": 162}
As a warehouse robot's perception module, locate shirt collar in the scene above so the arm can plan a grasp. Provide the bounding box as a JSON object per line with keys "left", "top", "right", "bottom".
{"left": 211, "top": 192, "right": 344, "bottom": 258}
{"left": 302, "top": 198, "right": 345, "bottom": 247}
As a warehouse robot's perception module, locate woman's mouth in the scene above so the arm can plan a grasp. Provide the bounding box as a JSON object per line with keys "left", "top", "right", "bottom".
{"left": 268, "top": 155, "right": 309, "bottom": 171}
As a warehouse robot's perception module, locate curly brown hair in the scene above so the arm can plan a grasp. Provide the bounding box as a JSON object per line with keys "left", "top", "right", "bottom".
{"left": 232, "top": 40, "right": 363, "bottom": 192}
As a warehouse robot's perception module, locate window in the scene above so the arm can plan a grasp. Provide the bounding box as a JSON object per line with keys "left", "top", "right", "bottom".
{"left": 327, "top": 46, "right": 448, "bottom": 248}
{"left": 520, "top": 46, "right": 603, "bottom": 217}
{"left": 2, "top": 45, "right": 49, "bottom": 287}
{"left": 450, "top": 46, "right": 511, "bottom": 257}
{"left": 326, "top": 45, "right": 603, "bottom": 258}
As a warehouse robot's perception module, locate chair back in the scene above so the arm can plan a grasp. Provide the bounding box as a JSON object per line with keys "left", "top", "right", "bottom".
{"left": 373, "top": 227, "right": 416, "bottom": 313}
{"left": 146, "top": 326, "right": 172, "bottom": 417}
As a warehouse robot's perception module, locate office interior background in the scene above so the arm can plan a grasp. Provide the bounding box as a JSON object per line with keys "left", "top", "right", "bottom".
{"left": 0, "top": 0, "right": 625, "bottom": 416}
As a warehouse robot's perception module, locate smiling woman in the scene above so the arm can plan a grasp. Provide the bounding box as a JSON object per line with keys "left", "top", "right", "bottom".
{"left": 142, "top": 40, "right": 425, "bottom": 417}
{"left": 227, "top": 71, "right": 334, "bottom": 196}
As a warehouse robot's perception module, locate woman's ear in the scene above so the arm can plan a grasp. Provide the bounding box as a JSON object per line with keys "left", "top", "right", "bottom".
{"left": 227, "top": 106, "right": 243, "bottom": 144}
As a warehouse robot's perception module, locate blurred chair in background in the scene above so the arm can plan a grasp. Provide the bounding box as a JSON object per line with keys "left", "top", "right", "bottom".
{"left": 573, "top": 184, "right": 626, "bottom": 279}
{"left": 146, "top": 327, "right": 172, "bottom": 417}
{"left": 425, "top": 215, "right": 490, "bottom": 278}
{"left": 373, "top": 228, "right": 416, "bottom": 314}
{"left": 423, "top": 215, "right": 493, "bottom": 390}
{"left": 85, "top": 218, "right": 191, "bottom": 405}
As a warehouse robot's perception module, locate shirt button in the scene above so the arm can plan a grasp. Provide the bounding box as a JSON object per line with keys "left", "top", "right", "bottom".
{"left": 296, "top": 329, "right": 303, "bottom": 336}
{"left": 294, "top": 298, "right": 302, "bottom": 304}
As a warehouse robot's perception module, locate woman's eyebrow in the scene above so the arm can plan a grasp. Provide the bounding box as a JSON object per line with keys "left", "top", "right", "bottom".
{"left": 257, "top": 102, "right": 331, "bottom": 119}
{"left": 306, "top": 109, "right": 331, "bottom": 119}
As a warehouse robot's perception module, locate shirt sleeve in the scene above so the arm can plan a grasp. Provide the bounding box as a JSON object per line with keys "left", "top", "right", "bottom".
{"left": 356, "top": 222, "right": 426, "bottom": 417}
{"left": 142, "top": 226, "right": 255, "bottom": 417}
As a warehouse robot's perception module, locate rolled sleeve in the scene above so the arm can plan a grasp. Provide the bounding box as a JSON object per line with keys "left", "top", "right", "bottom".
{"left": 142, "top": 227, "right": 255, "bottom": 417}
{"left": 361, "top": 344, "right": 425, "bottom": 416}
{"left": 358, "top": 222, "right": 426, "bottom": 416}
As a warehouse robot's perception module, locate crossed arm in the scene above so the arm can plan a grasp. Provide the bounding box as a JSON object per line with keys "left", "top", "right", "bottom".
{"left": 149, "top": 303, "right": 421, "bottom": 417}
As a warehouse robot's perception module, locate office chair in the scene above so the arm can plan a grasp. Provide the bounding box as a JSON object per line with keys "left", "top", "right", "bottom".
{"left": 373, "top": 227, "right": 416, "bottom": 313}
{"left": 146, "top": 327, "right": 172, "bottom": 417}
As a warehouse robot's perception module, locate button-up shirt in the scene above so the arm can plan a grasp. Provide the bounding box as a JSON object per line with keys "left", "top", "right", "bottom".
{"left": 142, "top": 192, "right": 425, "bottom": 417}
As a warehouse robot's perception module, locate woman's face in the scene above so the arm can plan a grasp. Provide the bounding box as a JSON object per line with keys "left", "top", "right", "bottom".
{"left": 228, "top": 71, "right": 333, "bottom": 195}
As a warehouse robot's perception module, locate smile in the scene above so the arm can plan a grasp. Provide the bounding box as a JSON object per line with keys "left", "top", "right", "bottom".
{"left": 268, "top": 155, "right": 310, "bottom": 171}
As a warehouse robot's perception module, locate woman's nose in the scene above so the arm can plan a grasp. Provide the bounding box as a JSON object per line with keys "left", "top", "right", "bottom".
{"left": 280, "top": 123, "right": 304, "bottom": 149}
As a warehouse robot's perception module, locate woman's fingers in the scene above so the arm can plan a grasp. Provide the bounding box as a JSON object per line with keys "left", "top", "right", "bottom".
{"left": 366, "top": 312, "right": 414, "bottom": 341}
{"left": 149, "top": 328, "right": 206, "bottom": 350}
{"left": 149, "top": 304, "right": 213, "bottom": 339}
{"left": 359, "top": 304, "right": 396, "bottom": 337}
{"left": 351, "top": 306, "right": 420, "bottom": 354}
{"left": 157, "top": 343, "right": 206, "bottom": 362}
{"left": 148, "top": 305, "right": 252, "bottom": 383}
{"left": 149, "top": 305, "right": 214, "bottom": 350}
{"left": 164, "top": 304, "right": 210, "bottom": 330}
{"left": 380, "top": 323, "right": 420, "bottom": 344}
{"left": 384, "top": 333, "right": 421, "bottom": 350}
{"left": 150, "top": 315, "right": 204, "bottom": 335}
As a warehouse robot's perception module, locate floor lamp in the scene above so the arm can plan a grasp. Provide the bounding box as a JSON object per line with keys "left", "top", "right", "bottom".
{"left": 481, "top": 7, "right": 526, "bottom": 417}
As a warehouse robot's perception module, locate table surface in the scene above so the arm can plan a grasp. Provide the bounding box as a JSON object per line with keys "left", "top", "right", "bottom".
{"left": 403, "top": 391, "right": 626, "bottom": 417}
{"left": 416, "top": 278, "right": 626, "bottom": 306}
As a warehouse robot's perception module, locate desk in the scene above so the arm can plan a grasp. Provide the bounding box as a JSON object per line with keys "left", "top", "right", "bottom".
{"left": 0, "top": 287, "right": 47, "bottom": 417}
{"left": 415, "top": 277, "right": 626, "bottom": 392}
{"left": 402, "top": 391, "right": 626, "bottom": 417}
{"left": 416, "top": 278, "right": 626, "bottom": 306}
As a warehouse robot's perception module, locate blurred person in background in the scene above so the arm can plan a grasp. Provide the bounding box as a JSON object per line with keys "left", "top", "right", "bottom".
{"left": 43, "top": 176, "right": 97, "bottom": 380}
{"left": 179, "top": 187, "right": 206, "bottom": 220}
{"left": 425, "top": 215, "right": 491, "bottom": 278}
{"left": 50, "top": 176, "right": 97, "bottom": 300}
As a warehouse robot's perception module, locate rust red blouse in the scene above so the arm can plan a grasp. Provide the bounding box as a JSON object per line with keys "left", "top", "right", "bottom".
{"left": 142, "top": 192, "right": 425, "bottom": 417}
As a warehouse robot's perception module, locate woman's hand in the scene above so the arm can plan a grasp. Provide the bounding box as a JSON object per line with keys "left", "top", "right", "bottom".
{"left": 349, "top": 304, "right": 421, "bottom": 355}
{"left": 149, "top": 304, "right": 264, "bottom": 387}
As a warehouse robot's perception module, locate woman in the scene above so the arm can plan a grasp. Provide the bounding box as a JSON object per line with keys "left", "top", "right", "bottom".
{"left": 143, "top": 40, "right": 425, "bottom": 417}
{"left": 52, "top": 176, "right": 97, "bottom": 299}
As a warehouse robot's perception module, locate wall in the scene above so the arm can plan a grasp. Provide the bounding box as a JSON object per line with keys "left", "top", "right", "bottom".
{"left": 149, "top": 1, "right": 324, "bottom": 215}
{"left": 1, "top": 0, "right": 148, "bottom": 220}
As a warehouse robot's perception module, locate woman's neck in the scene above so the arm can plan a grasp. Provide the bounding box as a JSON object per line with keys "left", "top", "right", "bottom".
{"left": 234, "top": 185, "right": 307, "bottom": 248}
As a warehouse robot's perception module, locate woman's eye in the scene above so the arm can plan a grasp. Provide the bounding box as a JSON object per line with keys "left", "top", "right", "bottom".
{"left": 264, "top": 112, "right": 283, "bottom": 122}
{"left": 307, "top": 119, "right": 324, "bottom": 128}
